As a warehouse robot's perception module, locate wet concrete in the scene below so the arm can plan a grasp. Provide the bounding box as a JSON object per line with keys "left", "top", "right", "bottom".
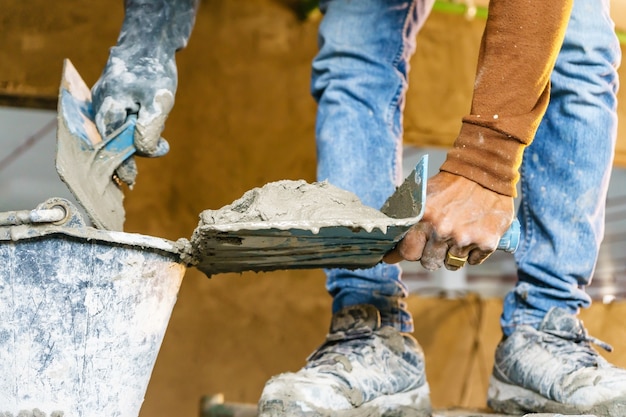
{"left": 186, "top": 173, "right": 425, "bottom": 276}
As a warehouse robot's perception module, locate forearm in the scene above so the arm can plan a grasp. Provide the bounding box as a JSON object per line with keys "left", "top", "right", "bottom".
{"left": 441, "top": 0, "right": 573, "bottom": 197}
{"left": 117, "top": 0, "right": 199, "bottom": 54}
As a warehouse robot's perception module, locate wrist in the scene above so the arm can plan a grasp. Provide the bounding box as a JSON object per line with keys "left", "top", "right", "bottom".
{"left": 119, "top": 0, "right": 198, "bottom": 54}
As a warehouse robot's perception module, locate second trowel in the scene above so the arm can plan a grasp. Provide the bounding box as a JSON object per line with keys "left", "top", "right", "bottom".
{"left": 56, "top": 59, "right": 137, "bottom": 231}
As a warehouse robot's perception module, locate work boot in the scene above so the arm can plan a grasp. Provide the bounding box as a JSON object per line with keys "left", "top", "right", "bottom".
{"left": 257, "top": 304, "right": 431, "bottom": 417}
{"left": 488, "top": 307, "right": 626, "bottom": 415}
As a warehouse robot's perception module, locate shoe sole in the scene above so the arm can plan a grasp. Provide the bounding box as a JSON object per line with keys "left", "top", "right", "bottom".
{"left": 488, "top": 375, "right": 626, "bottom": 416}
{"left": 259, "top": 383, "right": 432, "bottom": 417}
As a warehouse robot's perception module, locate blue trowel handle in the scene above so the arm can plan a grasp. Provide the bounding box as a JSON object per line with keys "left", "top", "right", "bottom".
{"left": 101, "top": 114, "right": 170, "bottom": 159}
{"left": 497, "top": 218, "right": 521, "bottom": 253}
{"left": 102, "top": 115, "right": 137, "bottom": 161}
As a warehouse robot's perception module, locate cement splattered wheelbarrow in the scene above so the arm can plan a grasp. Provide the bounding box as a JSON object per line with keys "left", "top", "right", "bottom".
{"left": 0, "top": 198, "right": 185, "bottom": 417}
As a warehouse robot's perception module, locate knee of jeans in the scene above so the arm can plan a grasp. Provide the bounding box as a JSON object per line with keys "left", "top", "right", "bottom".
{"left": 560, "top": 1, "right": 620, "bottom": 67}
{"left": 314, "top": 0, "right": 420, "bottom": 76}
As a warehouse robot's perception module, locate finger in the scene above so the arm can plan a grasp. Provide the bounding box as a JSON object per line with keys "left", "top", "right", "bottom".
{"left": 114, "top": 157, "right": 138, "bottom": 188}
{"left": 467, "top": 247, "right": 494, "bottom": 266}
{"left": 384, "top": 223, "right": 431, "bottom": 264}
{"left": 151, "top": 137, "right": 170, "bottom": 157}
{"left": 396, "top": 224, "right": 431, "bottom": 261}
{"left": 382, "top": 247, "right": 403, "bottom": 264}
{"left": 135, "top": 89, "right": 174, "bottom": 155}
{"left": 136, "top": 137, "right": 170, "bottom": 158}
{"left": 420, "top": 237, "right": 448, "bottom": 271}
{"left": 94, "top": 96, "right": 133, "bottom": 139}
{"left": 466, "top": 233, "right": 500, "bottom": 265}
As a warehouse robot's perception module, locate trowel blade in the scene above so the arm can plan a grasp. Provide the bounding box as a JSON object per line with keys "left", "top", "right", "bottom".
{"left": 187, "top": 157, "right": 428, "bottom": 277}
{"left": 55, "top": 59, "right": 135, "bottom": 231}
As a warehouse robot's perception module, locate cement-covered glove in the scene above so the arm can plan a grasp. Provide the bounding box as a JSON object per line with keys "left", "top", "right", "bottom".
{"left": 384, "top": 171, "right": 515, "bottom": 271}
{"left": 92, "top": 0, "right": 198, "bottom": 186}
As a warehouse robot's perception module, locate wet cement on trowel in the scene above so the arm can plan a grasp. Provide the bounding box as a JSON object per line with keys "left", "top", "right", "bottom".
{"left": 198, "top": 180, "right": 390, "bottom": 230}
{"left": 182, "top": 179, "right": 408, "bottom": 275}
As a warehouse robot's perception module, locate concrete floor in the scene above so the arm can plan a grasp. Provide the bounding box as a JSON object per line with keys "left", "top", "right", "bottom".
{"left": 199, "top": 399, "right": 596, "bottom": 417}
{"left": 434, "top": 410, "right": 595, "bottom": 416}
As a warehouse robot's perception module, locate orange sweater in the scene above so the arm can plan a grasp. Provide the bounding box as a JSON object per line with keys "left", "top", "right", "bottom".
{"left": 440, "top": 0, "right": 573, "bottom": 197}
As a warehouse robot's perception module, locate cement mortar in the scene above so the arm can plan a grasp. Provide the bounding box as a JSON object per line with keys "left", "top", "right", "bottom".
{"left": 198, "top": 179, "right": 389, "bottom": 230}
{"left": 185, "top": 179, "right": 407, "bottom": 275}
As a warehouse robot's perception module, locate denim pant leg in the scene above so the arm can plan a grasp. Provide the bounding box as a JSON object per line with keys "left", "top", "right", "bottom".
{"left": 501, "top": 0, "right": 622, "bottom": 336}
{"left": 313, "top": 0, "right": 434, "bottom": 332}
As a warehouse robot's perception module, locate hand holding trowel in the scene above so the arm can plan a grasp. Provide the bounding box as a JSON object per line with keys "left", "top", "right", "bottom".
{"left": 56, "top": 1, "right": 190, "bottom": 232}
{"left": 184, "top": 155, "right": 519, "bottom": 276}
{"left": 56, "top": 59, "right": 166, "bottom": 232}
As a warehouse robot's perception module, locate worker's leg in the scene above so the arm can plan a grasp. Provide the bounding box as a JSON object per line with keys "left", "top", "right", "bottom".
{"left": 313, "top": 0, "right": 434, "bottom": 334}
{"left": 501, "top": 0, "right": 621, "bottom": 333}
{"left": 489, "top": 0, "right": 626, "bottom": 413}
{"left": 258, "top": 0, "right": 434, "bottom": 415}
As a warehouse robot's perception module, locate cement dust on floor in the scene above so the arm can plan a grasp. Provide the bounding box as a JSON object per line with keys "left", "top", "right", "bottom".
{"left": 433, "top": 410, "right": 511, "bottom": 416}
{"left": 434, "top": 411, "right": 595, "bottom": 417}
{"left": 199, "top": 398, "right": 593, "bottom": 417}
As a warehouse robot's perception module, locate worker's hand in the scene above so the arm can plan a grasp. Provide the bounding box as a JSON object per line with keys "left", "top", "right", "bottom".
{"left": 92, "top": 46, "right": 176, "bottom": 158}
{"left": 90, "top": 0, "right": 197, "bottom": 187}
{"left": 384, "top": 171, "right": 515, "bottom": 270}
{"left": 91, "top": 46, "right": 176, "bottom": 187}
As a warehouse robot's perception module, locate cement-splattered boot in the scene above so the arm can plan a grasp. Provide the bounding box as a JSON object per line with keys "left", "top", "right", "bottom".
{"left": 257, "top": 304, "right": 431, "bottom": 417}
{"left": 488, "top": 307, "right": 626, "bottom": 415}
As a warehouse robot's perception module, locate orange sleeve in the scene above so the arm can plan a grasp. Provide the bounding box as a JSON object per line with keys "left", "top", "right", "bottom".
{"left": 440, "top": 0, "right": 573, "bottom": 197}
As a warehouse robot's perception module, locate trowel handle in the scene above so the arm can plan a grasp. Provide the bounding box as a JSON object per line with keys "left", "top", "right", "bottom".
{"left": 102, "top": 115, "right": 137, "bottom": 162}
{"left": 101, "top": 114, "right": 170, "bottom": 159}
{"left": 497, "top": 218, "right": 521, "bottom": 253}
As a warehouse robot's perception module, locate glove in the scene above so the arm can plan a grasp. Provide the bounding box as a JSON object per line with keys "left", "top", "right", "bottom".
{"left": 91, "top": 0, "right": 198, "bottom": 186}
{"left": 92, "top": 45, "right": 176, "bottom": 156}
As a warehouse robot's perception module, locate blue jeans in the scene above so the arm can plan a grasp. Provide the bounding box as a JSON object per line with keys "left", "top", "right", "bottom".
{"left": 501, "top": 0, "right": 621, "bottom": 336}
{"left": 313, "top": 0, "right": 621, "bottom": 334}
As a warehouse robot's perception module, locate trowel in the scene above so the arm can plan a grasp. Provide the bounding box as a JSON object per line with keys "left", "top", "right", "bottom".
{"left": 56, "top": 59, "right": 136, "bottom": 232}
{"left": 184, "top": 155, "right": 520, "bottom": 276}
